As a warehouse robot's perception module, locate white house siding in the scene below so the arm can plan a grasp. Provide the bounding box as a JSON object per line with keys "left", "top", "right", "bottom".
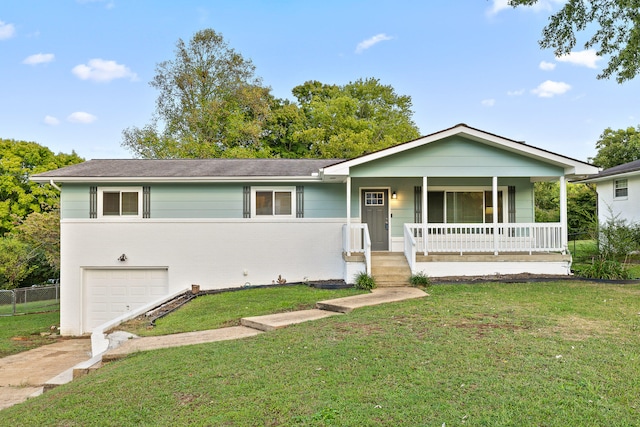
{"left": 597, "top": 176, "right": 640, "bottom": 224}
{"left": 59, "top": 219, "right": 345, "bottom": 336}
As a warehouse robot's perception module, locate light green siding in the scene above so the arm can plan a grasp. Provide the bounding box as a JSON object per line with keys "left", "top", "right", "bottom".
{"left": 350, "top": 136, "right": 564, "bottom": 178}
{"left": 60, "top": 184, "right": 91, "bottom": 219}
{"left": 59, "top": 182, "right": 346, "bottom": 219}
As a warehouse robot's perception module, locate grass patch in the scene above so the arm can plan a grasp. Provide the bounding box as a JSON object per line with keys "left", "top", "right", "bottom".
{"left": 117, "top": 285, "right": 366, "bottom": 336}
{"left": 4, "top": 281, "right": 640, "bottom": 425}
{"left": 0, "top": 311, "right": 60, "bottom": 358}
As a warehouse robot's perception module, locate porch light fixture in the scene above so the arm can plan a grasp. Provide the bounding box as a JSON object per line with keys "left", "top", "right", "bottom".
{"left": 391, "top": 191, "right": 397, "bottom": 199}
{"left": 117, "top": 254, "right": 127, "bottom": 262}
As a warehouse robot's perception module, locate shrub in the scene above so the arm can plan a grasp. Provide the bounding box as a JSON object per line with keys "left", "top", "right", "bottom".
{"left": 574, "top": 257, "right": 631, "bottom": 280}
{"left": 353, "top": 272, "right": 376, "bottom": 290}
{"left": 409, "top": 271, "right": 431, "bottom": 287}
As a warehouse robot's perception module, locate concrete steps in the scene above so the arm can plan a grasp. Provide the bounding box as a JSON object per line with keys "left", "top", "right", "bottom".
{"left": 371, "top": 252, "right": 412, "bottom": 286}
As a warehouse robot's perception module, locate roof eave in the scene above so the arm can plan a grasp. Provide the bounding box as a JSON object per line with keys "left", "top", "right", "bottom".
{"left": 30, "top": 175, "right": 324, "bottom": 184}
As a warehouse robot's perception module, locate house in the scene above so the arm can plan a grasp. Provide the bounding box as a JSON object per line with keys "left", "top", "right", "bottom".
{"left": 580, "top": 159, "right": 640, "bottom": 225}
{"left": 32, "top": 124, "right": 598, "bottom": 337}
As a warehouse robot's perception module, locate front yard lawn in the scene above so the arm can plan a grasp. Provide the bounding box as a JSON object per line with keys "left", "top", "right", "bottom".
{"left": 3, "top": 281, "right": 640, "bottom": 426}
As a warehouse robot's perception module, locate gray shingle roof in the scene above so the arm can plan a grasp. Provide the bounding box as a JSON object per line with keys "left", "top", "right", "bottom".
{"left": 33, "top": 158, "right": 344, "bottom": 179}
{"left": 586, "top": 159, "right": 640, "bottom": 180}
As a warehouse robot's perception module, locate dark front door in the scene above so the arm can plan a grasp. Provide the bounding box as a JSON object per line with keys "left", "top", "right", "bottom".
{"left": 361, "top": 189, "right": 389, "bottom": 251}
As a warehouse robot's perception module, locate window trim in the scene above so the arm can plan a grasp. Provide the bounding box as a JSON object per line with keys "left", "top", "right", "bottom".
{"left": 250, "top": 186, "right": 297, "bottom": 218}
{"left": 97, "top": 187, "right": 143, "bottom": 219}
{"left": 614, "top": 179, "right": 628, "bottom": 200}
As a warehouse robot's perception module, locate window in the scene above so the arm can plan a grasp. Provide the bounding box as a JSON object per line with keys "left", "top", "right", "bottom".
{"left": 428, "top": 189, "right": 505, "bottom": 224}
{"left": 364, "top": 191, "right": 385, "bottom": 206}
{"left": 97, "top": 187, "right": 143, "bottom": 218}
{"left": 614, "top": 179, "right": 628, "bottom": 199}
{"left": 251, "top": 187, "right": 296, "bottom": 217}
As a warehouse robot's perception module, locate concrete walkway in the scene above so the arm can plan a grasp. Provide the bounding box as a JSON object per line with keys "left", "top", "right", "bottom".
{"left": 0, "top": 338, "right": 92, "bottom": 410}
{"left": 0, "top": 287, "right": 427, "bottom": 410}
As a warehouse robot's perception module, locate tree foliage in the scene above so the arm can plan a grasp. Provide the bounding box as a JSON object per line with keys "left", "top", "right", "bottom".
{"left": 0, "top": 237, "right": 36, "bottom": 290}
{"left": 591, "top": 125, "right": 640, "bottom": 169}
{"left": 535, "top": 181, "right": 597, "bottom": 236}
{"left": 122, "top": 29, "right": 421, "bottom": 160}
{"left": 122, "top": 29, "right": 273, "bottom": 159}
{"left": 280, "top": 79, "right": 420, "bottom": 159}
{"left": 511, "top": 0, "right": 640, "bottom": 83}
{"left": 0, "top": 139, "right": 83, "bottom": 235}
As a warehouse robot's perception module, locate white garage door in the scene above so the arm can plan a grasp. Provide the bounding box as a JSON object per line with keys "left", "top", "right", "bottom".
{"left": 83, "top": 268, "right": 168, "bottom": 331}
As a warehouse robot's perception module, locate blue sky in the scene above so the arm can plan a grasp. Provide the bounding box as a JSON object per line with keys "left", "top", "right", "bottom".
{"left": 1, "top": 0, "right": 638, "bottom": 162}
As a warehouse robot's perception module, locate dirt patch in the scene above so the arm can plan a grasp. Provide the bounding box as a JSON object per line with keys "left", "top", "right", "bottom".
{"left": 452, "top": 314, "right": 525, "bottom": 338}
{"left": 536, "top": 316, "right": 618, "bottom": 341}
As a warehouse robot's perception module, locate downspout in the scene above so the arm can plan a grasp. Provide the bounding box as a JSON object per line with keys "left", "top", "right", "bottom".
{"left": 49, "top": 179, "right": 62, "bottom": 192}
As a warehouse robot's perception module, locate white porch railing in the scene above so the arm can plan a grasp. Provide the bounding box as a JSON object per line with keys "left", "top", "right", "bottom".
{"left": 343, "top": 223, "right": 372, "bottom": 274}
{"left": 404, "top": 223, "right": 417, "bottom": 272}
{"left": 404, "top": 223, "right": 564, "bottom": 255}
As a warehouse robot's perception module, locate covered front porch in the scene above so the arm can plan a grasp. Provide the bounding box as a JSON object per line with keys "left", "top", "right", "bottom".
{"left": 323, "top": 124, "right": 598, "bottom": 279}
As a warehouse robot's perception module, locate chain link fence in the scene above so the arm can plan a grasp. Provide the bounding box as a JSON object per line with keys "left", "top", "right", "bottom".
{"left": 0, "top": 285, "right": 60, "bottom": 316}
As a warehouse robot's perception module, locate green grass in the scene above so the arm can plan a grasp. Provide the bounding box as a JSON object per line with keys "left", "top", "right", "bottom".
{"left": 118, "top": 285, "right": 366, "bottom": 336}
{"left": 0, "top": 299, "right": 60, "bottom": 316}
{"left": 3, "top": 281, "right": 640, "bottom": 426}
{"left": 0, "top": 310, "right": 60, "bottom": 358}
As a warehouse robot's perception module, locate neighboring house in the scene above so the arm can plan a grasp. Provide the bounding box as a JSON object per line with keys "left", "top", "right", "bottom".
{"left": 32, "top": 124, "right": 598, "bottom": 336}
{"left": 580, "top": 159, "right": 640, "bottom": 225}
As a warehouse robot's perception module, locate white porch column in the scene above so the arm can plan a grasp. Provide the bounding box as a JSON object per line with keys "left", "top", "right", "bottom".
{"left": 559, "top": 175, "right": 568, "bottom": 253}
{"left": 346, "top": 176, "right": 352, "bottom": 256}
{"left": 493, "top": 176, "right": 498, "bottom": 255}
{"left": 422, "top": 176, "right": 428, "bottom": 255}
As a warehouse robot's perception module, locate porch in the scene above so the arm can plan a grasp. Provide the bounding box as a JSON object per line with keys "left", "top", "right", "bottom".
{"left": 343, "top": 222, "right": 572, "bottom": 278}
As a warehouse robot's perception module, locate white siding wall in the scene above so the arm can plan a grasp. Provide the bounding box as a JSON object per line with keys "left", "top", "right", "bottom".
{"left": 597, "top": 175, "right": 640, "bottom": 224}
{"left": 60, "top": 219, "right": 345, "bottom": 336}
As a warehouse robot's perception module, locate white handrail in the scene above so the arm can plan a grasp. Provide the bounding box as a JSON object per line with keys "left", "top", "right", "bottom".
{"left": 343, "top": 223, "right": 372, "bottom": 274}
{"left": 403, "top": 223, "right": 416, "bottom": 272}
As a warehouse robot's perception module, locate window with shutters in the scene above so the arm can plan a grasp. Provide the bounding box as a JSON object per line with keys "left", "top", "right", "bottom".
{"left": 97, "top": 187, "right": 143, "bottom": 218}
{"left": 251, "top": 187, "right": 296, "bottom": 218}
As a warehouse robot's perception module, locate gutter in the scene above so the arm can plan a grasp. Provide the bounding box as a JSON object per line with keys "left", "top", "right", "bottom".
{"left": 49, "top": 179, "right": 62, "bottom": 191}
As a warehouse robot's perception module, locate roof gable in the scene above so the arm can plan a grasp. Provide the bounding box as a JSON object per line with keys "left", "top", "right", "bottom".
{"left": 322, "top": 124, "right": 598, "bottom": 179}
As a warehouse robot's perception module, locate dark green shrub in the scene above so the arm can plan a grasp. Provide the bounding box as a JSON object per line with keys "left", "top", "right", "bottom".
{"left": 353, "top": 272, "right": 376, "bottom": 290}
{"left": 409, "top": 271, "right": 431, "bottom": 287}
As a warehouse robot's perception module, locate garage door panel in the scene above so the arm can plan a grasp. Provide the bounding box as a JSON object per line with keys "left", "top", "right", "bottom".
{"left": 83, "top": 268, "right": 168, "bottom": 332}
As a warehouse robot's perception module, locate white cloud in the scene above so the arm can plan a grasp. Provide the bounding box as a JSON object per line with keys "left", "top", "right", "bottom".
{"left": 531, "top": 80, "right": 571, "bottom": 98}
{"left": 487, "top": 0, "right": 510, "bottom": 15}
{"left": 23, "top": 53, "right": 55, "bottom": 65}
{"left": 556, "top": 49, "right": 601, "bottom": 69}
{"left": 507, "top": 89, "right": 525, "bottom": 96}
{"left": 355, "top": 33, "right": 393, "bottom": 54}
{"left": 0, "top": 20, "right": 16, "bottom": 40}
{"left": 72, "top": 58, "right": 137, "bottom": 82}
{"left": 67, "top": 112, "right": 97, "bottom": 123}
{"left": 44, "top": 115, "right": 60, "bottom": 126}
{"left": 481, "top": 99, "right": 496, "bottom": 107}
{"left": 539, "top": 60, "right": 556, "bottom": 71}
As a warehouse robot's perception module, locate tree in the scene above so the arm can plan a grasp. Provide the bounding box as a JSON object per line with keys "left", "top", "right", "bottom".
{"left": 510, "top": 0, "right": 640, "bottom": 83}
{"left": 591, "top": 126, "right": 640, "bottom": 169}
{"left": 11, "top": 209, "right": 61, "bottom": 272}
{"left": 534, "top": 181, "right": 597, "bottom": 236}
{"left": 0, "top": 139, "right": 83, "bottom": 235}
{"left": 0, "top": 237, "right": 36, "bottom": 290}
{"left": 122, "top": 29, "right": 273, "bottom": 159}
{"left": 270, "top": 78, "right": 420, "bottom": 159}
